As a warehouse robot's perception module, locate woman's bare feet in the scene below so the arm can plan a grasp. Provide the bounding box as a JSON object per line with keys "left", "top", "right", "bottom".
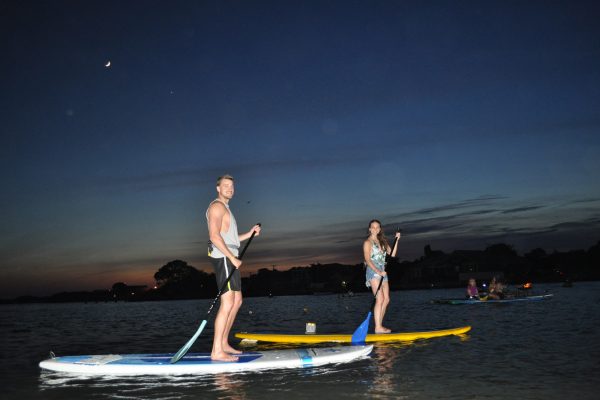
{"left": 211, "top": 351, "right": 239, "bottom": 362}
{"left": 375, "top": 327, "right": 392, "bottom": 334}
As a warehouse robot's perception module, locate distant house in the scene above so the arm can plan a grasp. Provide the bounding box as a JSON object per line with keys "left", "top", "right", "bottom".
{"left": 452, "top": 250, "right": 504, "bottom": 283}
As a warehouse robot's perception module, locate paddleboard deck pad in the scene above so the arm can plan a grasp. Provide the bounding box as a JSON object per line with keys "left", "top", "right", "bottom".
{"left": 235, "top": 326, "right": 471, "bottom": 344}
{"left": 433, "top": 294, "right": 554, "bottom": 305}
{"left": 39, "top": 345, "right": 373, "bottom": 375}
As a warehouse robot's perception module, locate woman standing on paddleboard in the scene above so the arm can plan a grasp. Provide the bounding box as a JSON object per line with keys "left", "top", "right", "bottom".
{"left": 364, "top": 220, "right": 401, "bottom": 333}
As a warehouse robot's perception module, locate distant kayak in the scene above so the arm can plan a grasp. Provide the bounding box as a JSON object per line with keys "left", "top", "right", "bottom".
{"left": 39, "top": 345, "right": 373, "bottom": 375}
{"left": 235, "top": 326, "right": 471, "bottom": 344}
{"left": 433, "top": 294, "right": 554, "bottom": 305}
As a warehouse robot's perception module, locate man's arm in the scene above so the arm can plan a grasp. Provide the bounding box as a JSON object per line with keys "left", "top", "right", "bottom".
{"left": 238, "top": 224, "right": 261, "bottom": 242}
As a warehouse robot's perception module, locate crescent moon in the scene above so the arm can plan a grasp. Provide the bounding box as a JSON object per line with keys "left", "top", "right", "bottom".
{"left": 105, "top": 61, "right": 111, "bottom": 68}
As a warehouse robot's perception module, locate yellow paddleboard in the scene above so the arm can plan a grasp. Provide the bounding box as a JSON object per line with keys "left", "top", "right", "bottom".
{"left": 235, "top": 326, "right": 471, "bottom": 344}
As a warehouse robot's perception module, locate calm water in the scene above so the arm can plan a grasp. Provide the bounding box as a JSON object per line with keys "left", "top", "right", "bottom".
{"left": 2, "top": 282, "right": 599, "bottom": 399}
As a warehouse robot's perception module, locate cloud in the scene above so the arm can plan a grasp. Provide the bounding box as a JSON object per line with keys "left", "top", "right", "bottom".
{"left": 279, "top": 194, "right": 600, "bottom": 261}
{"left": 565, "top": 197, "right": 600, "bottom": 206}
{"left": 398, "top": 195, "right": 508, "bottom": 217}
{"left": 501, "top": 205, "right": 545, "bottom": 214}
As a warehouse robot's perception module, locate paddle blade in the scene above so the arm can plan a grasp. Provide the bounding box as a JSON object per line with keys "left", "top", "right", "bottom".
{"left": 351, "top": 311, "right": 371, "bottom": 344}
{"left": 170, "top": 320, "right": 207, "bottom": 363}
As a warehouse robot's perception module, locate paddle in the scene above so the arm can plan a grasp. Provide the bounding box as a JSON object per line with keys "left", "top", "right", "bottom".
{"left": 351, "top": 229, "right": 400, "bottom": 344}
{"left": 170, "top": 223, "right": 260, "bottom": 363}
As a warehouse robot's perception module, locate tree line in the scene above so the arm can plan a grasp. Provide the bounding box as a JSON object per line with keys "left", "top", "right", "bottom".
{"left": 4, "top": 240, "right": 599, "bottom": 304}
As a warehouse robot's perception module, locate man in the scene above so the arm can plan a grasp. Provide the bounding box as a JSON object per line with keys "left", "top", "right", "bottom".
{"left": 206, "top": 174, "right": 261, "bottom": 361}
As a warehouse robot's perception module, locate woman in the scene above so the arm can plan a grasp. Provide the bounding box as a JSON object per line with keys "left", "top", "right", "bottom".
{"left": 364, "top": 220, "right": 401, "bottom": 334}
{"left": 466, "top": 278, "right": 480, "bottom": 299}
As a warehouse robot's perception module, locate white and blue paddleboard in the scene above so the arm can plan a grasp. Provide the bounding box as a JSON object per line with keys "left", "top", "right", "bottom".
{"left": 39, "top": 345, "right": 373, "bottom": 375}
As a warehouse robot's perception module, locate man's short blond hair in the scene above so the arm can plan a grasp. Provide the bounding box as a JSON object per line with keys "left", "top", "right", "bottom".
{"left": 216, "top": 174, "right": 234, "bottom": 186}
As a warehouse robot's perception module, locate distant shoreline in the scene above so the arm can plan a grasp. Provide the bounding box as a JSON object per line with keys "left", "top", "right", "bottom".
{"left": 4, "top": 240, "right": 598, "bottom": 304}
{"left": 1, "top": 277, "right": 594, "bottom": 306}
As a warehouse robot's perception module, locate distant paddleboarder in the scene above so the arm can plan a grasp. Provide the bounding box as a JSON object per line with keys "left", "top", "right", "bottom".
{"left": 466, "top": 278, "right": 480, "bottom": 299}
{"left": 206, "top": 174, "right": 261, "bottom": 361}
{"left": 363, "top": 220, "right": 400, "bottom": 334}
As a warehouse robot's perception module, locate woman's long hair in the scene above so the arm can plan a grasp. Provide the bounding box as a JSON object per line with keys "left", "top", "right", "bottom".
{"left": 367, "top": 219, "right": 389, "bottom": 251}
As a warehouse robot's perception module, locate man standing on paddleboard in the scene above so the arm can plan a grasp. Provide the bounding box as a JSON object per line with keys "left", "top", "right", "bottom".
{"left": 206, "top": 174, "right": 261, "bottom": 361}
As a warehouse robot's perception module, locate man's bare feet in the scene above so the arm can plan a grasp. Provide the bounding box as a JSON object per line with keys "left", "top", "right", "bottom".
{"left": 211, "top": 352, "right": 239, "bottom": 362}
{"left": 223, "top": 344, "right": 242, "bottom": 355}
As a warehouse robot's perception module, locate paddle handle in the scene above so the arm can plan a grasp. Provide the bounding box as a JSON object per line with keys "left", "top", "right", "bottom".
{"left": 385, "top": 228, "right": 401, "bottom": 263}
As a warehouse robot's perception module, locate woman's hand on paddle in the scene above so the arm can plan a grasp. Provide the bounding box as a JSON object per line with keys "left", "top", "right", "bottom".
{"left": 388, "top": 230, "right": 401, "bottom": 257}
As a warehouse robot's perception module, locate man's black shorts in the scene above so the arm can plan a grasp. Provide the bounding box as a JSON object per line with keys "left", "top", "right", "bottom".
{"left": 209, "top": 257, "right": 241, "bottom": 292}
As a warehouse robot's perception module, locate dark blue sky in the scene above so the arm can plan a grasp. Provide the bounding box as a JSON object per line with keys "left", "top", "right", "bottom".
{"left": 1, "top": 0, "right": 599, "bottom": 297}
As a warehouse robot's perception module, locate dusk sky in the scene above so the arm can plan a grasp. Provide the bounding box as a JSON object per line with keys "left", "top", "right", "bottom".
{"left": 1, "top": 1, "right": 599, "bottom": 298}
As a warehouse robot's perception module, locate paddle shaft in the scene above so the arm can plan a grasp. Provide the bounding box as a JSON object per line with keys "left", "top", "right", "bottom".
{"left": 204, "top": 223, "right": 260, "bottom": 317}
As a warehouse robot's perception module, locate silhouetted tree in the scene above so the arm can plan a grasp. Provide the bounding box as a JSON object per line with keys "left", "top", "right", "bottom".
{"left": 485, "top": 243, "right": 518, "bottom": 258}
{"left": 112, "top": 282, "right": 128, "bottom": 297}
{"left": 112, "top": 282, "right": 127, "bottom": 290}
{"left": 154, "top": 260, "right": 195, "bottom": 286}
{"left": 153, "top": 260, "right": 215, "bottom": 298}
{"left": 525, "top": 248, "right": 547, "bottom": 260}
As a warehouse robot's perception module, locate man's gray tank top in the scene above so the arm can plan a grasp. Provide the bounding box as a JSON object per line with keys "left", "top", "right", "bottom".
{"left": 206, "top": 200, "right": 240, "bottom": 258}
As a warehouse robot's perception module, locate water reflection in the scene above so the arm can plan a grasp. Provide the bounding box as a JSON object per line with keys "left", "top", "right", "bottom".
{"left": 456, "top": 333, "right": 470, "bottom": 342}
{"left": 39, "top": 370, "right": 218, "bottom": 398}
{"left": 361, "top": 343, "right": 411, "bottom": 398}
{"left": 371, "top": 345, "right": 400, "bottom": 395}
{"left": 39, "top": 371, "right": 97, "bottom": 388}
{"left": 212, "top": 373, "right": 248, "bottom": 400}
